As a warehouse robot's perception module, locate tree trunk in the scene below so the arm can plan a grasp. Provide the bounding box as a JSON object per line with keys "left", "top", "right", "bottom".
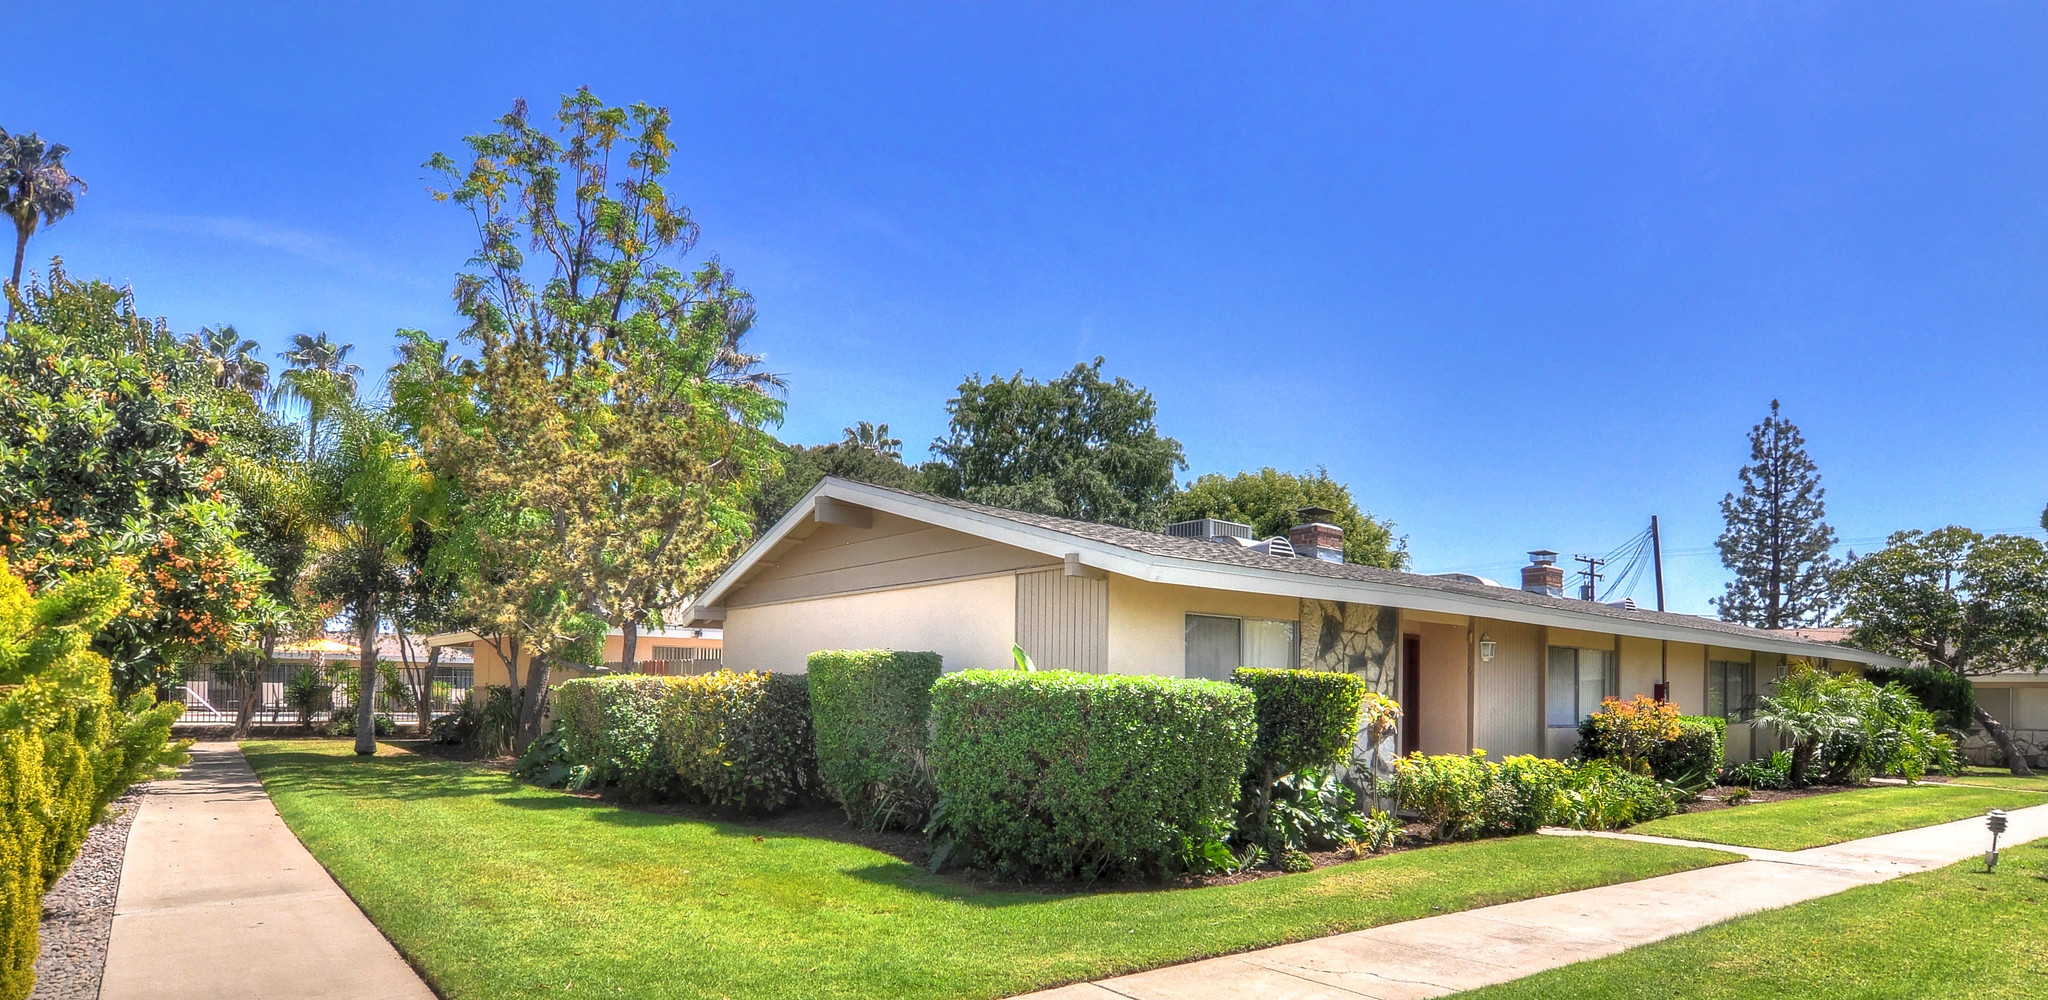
{"left": 1974, "top": 703, "right": 2036, "bottom": 777}
{"left": 6, "top": 226, "right": 27, "bottom": 321}
{"left": 355, "top": 599, "right": 379, "bottom": 756}
{"left": 232, "top": 631, "right": 277, "bottom": 740}
{"left": 513, "top": 654, "right": 553, "bottom": 754}
{"left": 416, "top": 644, "right": 442, "bottom": 737}
{"left": 1788, "top": 740, "right": 1814, "bottom": 787}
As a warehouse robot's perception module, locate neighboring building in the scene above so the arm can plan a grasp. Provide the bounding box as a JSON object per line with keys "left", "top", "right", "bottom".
{"left": 426, "top": 627, "right": 725, "bottom": 688}
{"left": 172, "top": 632, "right": 475, "bottom": 725}
{"left": 679, "top": 477, "right": 1903, "bottom": 765}
{"left": 1960, "top": 671, "right": 2048, "bottom": 767}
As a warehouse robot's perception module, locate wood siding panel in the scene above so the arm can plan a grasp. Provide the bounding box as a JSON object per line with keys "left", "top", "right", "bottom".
{"left": 1014, "top": 569, "right": 1108, "bottom": 673}
{"left": 728, "top": 513, "right": 1057, "bottom": 607}
{"left": 1473, "top": 619, "right": 1542, "bottom": 758}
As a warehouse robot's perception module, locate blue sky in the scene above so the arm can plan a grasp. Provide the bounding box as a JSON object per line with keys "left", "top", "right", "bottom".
{"left": 6, "top": 2, "right": 2046, "bottom": 614}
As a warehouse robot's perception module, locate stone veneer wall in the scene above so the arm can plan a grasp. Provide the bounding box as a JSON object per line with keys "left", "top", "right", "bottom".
{"left": 1961, "top": 729, "right": 2048, "bottom": 769}
{"left": 1298, "top": 599, "right": 1398, "bottom": 696}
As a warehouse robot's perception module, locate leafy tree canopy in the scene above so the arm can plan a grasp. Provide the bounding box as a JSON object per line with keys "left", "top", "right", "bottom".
{"left": 924, "top": 358, "right": 1185, "bottom": 530}
{"left": 1836, "top": 525, "right": 2048, "bottom": 774}
{"left": 752, "top": 423, "right": 920, "bottom": 533}
{"left": 414, "top": 90, "right": 784, "bottom": 746}
{"left": 0, "top": 263, "right": 276, "bottom": 693}
{"left": 1166, "top": 467, "right": 1407, "bottom": 569}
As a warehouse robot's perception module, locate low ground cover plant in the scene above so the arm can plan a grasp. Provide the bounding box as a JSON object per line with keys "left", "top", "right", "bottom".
{"left": 927, "top": 669, "right": 1256, "bottom": 880}
{"left": 553, "top": 671, "right": 818, "bottom": 810}
{"left": 808, "top": 649, "right": 943, "bottom": 830}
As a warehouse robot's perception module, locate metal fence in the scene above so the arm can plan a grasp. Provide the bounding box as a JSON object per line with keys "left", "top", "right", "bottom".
{"left": 170, "top": 662, "right": 476, "bottom": 726}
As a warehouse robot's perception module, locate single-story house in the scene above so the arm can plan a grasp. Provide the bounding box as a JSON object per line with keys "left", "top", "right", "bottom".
{"left": 426, "top": 626, "right": 725, "bottom": 689}
{"left": 679, "top": 477, "right": 1904, "bottom": 764}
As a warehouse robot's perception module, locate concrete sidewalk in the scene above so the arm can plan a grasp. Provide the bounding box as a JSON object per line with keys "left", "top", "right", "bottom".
{"left": 1021, "top": 802, "right": 2048, "bottom": 1000}
{"left": 98, "top": 742, "right": 436, "bottom": 1000}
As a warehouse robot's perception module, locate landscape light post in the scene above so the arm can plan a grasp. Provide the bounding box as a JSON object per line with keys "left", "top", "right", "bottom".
{"left": 1985, "top": 809, "right": 2009, "bottom": 872}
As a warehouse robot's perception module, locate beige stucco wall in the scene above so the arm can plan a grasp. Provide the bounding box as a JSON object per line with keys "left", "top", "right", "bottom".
{"left": 1664, "top": 641, "right": 1707, "bottom": 715}
{"left": 1105, "top": 577, "right": 1299, "bottom": 677}
{"left": 722, "top": 575, "right": 1017, "bottom": 674}
{"left": 1617, "top": 636, "right": 1663, "bottom": 703}
{"left": 1413, "top": 621, "right": 1470, "bottom": 756}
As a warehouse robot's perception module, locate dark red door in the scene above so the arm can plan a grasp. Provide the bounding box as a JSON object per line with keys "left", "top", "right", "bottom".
{"left": 1400, "top": 634, "right": 1421, "bottom": 756}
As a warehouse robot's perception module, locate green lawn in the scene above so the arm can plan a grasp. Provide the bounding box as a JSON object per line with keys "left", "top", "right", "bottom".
{"left": 1456, "top": 839, "right": 2048, "bottom": 999}
{"left": 1629, "top": 784, "right": 2046, "bottom": 851}
{"left": 243, "top": 740, "right": 1734, "bottom": 1000}
{"left": 1946, "top": 766, "right": 2048, "bottom": 792}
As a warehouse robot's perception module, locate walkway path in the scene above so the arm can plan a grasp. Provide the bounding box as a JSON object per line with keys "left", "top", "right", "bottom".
{"left": 1020, "top": 801, "right": 2048, "bottom": 1000}
{"left": 98, "top": 743, "right": 436, "bottom": 1000}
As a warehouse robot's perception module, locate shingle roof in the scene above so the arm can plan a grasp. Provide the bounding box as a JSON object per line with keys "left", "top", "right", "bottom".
{"left": 840, "top": 479, "right": 1876, "bottom": 658}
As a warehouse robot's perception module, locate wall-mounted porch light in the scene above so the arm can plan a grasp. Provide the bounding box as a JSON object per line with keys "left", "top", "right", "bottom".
{"left": 1478, "top": 632, "right": 1496, "bottom": 662}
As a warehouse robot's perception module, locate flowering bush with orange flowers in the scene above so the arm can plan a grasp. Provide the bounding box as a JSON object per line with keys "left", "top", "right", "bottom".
{"left": 0, "top": 265, "right": 279, "bottom": 693}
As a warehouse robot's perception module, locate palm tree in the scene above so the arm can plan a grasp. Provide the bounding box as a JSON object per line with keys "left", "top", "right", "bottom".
{"left": 192, "top": 324, "right": 272, "bottom": 398}
{"left": 274, "top": 332, "right": 362, "bottom": 461}
{"left": 0, "top": 130, "right": 87, "bottom": 319}
{"left": 307, "top": 402, "right": 431, "bottom": 756}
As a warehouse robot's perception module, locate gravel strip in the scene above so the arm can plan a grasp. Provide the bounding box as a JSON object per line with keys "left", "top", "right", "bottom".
{"left": 31, "top": 787, "right": 145, "bottom": 1000}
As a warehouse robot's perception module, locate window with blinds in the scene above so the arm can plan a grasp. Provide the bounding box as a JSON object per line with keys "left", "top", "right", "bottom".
{"left": 1183, "top": 614, "right": 1299, "bottom": 681}
{"left": 1546, "top": 646, "right": 1617, "bottom": 728}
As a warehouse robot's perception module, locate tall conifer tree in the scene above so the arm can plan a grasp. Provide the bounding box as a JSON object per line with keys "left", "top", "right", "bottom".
{"left": 1715, "top": 400, "right": 1838, "bottom": 627}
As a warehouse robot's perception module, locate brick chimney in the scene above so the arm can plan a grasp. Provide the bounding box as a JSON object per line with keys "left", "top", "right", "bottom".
{"left": 1521, "top": 550, "right": 1564, "bottom": 597}
{"left": 1288, "top": 506, "right": 1345, "bottom": 563}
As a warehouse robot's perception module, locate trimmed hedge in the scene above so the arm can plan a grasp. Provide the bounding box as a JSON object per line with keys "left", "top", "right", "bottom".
{"left": 928, "top": 670, "right": 1256, "bottom": 880}
{"left": 1866, "top": 664, "right": 1977, "bottom": 732}
{"left": 1231, "top": 667, "right": 1367, "bottom": 779}
{"left": 553, "top": 670, "right": 818, "bottom": 811}
{"left": 808, "top": 649, "right": 943, "bottom": 830}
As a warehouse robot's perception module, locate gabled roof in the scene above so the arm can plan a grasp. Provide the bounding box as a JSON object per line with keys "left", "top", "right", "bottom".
{"left": 695, "top": 477, "right": 1904, "bottom": 667}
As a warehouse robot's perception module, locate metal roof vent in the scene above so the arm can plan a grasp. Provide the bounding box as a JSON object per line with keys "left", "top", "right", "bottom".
{"left": 1166, "top": 518, "right": 1255, "bottom": 541}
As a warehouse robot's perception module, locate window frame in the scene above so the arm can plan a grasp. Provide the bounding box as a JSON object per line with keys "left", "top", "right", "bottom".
{"left": 1546, "top": 645, "right": 1618, "bottom": 728}
{"left": 1183, "top": 613, "right": 1299, "bottom": 680}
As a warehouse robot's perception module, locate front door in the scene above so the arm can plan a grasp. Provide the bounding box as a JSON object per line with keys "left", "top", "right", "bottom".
{"left": 1400, "top": 634, "right": 1421, "bottom": 756}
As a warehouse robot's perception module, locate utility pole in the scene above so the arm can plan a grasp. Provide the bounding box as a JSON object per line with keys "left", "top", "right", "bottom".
{"left": 1650, "top": 515, "right": 1666, "bottom": 612}
{"left": 1572, "top": 554, "right": 1605, "bottom": 601}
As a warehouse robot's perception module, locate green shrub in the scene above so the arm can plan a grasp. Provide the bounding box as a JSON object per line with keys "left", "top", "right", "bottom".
{"left": 927, "top": 670, "right": 1256, "bottom": 880}
{"left": 554, "top": 676, "right": 675, "bottom": 798}
{"left": 660, "top": 670, "right": 817, "bottom": 811}
{"left": 1230, "top": 667, "right": 1367, "bottom": 847}
{"left": 1391, "top": 750, "right": 1492, "bottom": 841}
{"left": 283, "top": 666, "right": 332, "bottom": 728}
{"left": 1577, "top": 702, "right": 1727, "bottom": 783}
{"left": 326, "top": 712, "right": 397, "bottom": 738}
{"left": 1253, "top": 768, "right": 1367, "bottom": 851}
{"left": 1395, "top": 750, "right": 1675, "bottom": 840}
{"left": 1559, "top": 760, "right": 1677, "bottom": 830}
{"left": 0, "top": 563, "right": 184, "bottom": 1000}
{"left": 1866, "top": 664, "right": 1976, "bottom": 732}
{"left": 554, "top": 671, "right": 819, "bottom": 811}
{"left": 1481, "top": 755, "right": 1574, "bottom": 835}
{"left": 1726, "top": 750, "right": 1793, "bottom": 789}
{"left": 808, "top": 649, "right": 943, "bottom": 830}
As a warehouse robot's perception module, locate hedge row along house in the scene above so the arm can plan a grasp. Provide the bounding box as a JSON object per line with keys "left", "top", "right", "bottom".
{"left": 677, "top": 477, "right": 1902, "bottom": 765}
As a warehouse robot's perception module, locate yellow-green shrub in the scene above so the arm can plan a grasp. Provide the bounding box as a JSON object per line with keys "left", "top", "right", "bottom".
{"left": 554, "top": 670, "right": 818, "bottom": 811}
{"left": 0, "top": 561, "right": 185, "bottom": 1000}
